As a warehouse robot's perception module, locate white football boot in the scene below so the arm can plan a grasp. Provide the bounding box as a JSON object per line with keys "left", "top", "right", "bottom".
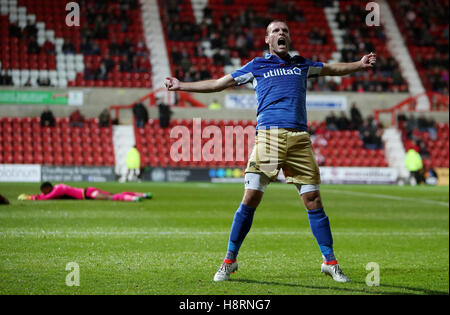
{"left": 213, "top": 261, "right": 238, "bottom": 282}
{"left": 321, "top": 263, "right": 350, "bottom": 282}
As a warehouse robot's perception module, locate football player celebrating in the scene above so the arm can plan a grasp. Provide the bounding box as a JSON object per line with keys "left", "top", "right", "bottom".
{"left": 165, "top": 20, "right": 376, "bottom": 283}
{"left": 18, "top": 182, "right": 152, "bottom": 202}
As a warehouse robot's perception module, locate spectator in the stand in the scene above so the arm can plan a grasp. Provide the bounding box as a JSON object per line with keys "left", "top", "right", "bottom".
{"left": 286, "top": 2, "right": 304, "bottom": 22}
{"left": 84, "top": 61, "right": 97, "bottom": 80}
{"left": 325, "top": 111, "right": 338, "bottom": 130}
{"left": 406, "top": 113, "right": 417, "bottom": 134}
{"left": 24, "top": 21, "right": 38, "bottom": 39}
{"left": 132, "top": 102, "right": 148, "bottom": 128}
{"left": 350, "top": 102, "right": 363, "bottom": 130}
{"left": 98, "top": 109, "right": 111, "bottom": 128}
{"left": 97, "top": 61, "right": 109, "bottom": 80}
{"left": 135, "top": 40, "right": 148, "bottom": 58}
{"left": 426, "top": 118, "right": 438, "bottom": 140}
{"left": 120, "top": 38, "right": 133, "bottom": 56}
{"left": 28, "top": 36, "right": 40, "bottom": 54}
{"left": 210, "top": 32, "right": 223, "bottom": 50}
{"left": 62, "top": 39, "right": 76, "bottom": 54}
{"left": 91, "top": 42, "right": 101, "bottom": 55}
{"left": 180, "top": 55, "right": 192, "bottom": 74}
{"left": 361, "top": 127, "right": 383, "bottom": 150}
{"left": 9, "top": 21, "right": 22, "bottom": 38}
{"left": 101, "top": 53, "right": 115, "bottom": 74}
{"left": 183, "top": 71, "right": 194, "bottom": 83}
{"left": 171, "top": 46, "right": 182, "bottom": 66}
{"left": 194, "top": 43, "right": 206, "bottom": 59}
{"left": 336, "top": 111, "right": 350, "bottom": 131}
{"left": 0, "top": 71, "right": 13, "bottom": 86}
{"left": 139, "top": 56, "right": 152, "bottom": 73}
{"left": 167, "top": 23, "right": 183, "bottom": 41}
{"left": 235, "top": 34, "right": 249, "bottom": 58}
{"left": 81, "top": 26, "right": 93, "bottom": 42}
{"left": 40, "top": 107, "right": 56, "bottom": 127}
{"left": 362, "top": 130, "right": 374, "bottom": 149}
{"left": 308, "top": 27, "right": 324, "bottom": 45}
{"left": 417, "top": 115, "right": 429, "bottom": 132}
{"left": 37, "top": 77, "right": 51, "bottom": 86}
{"left": 93, "top": 16, "right": 109, "bottom": 39}
{"left": 269, "top": 0, "right": 287, "bottom": 14}
{"left": 120, "top": 58, "right": 133, "bottom": 72}
{"left": 212, "top": 49, "right": 225, "bottom": 66}
{"left": 109, "top": 37, "right": 121, "bottom": 55}
{"left": 199, "top": 65, "right": 212, "bottom": 80}
{"left": 97, "top": 54, "right": 114, "bottom": 80}
{"left": 158, "top": 98, "right": 173, "bottom": 129}
{"left": 42, "top": 39, "right": 56, "bottom": 55}
{"left": 81, "top": 38, "right": 94, "bottom": 55}
{"left": 202, "top": 4, "right": 213, "bottom": 21}
{"left": 69, "top": 109, "right": 84, "bottom": 128}
{"left": 374, "top": 129, "right": 383, "bottom": 148}
{"left": 221, "top": 49, "right": 233, "bottom": 66}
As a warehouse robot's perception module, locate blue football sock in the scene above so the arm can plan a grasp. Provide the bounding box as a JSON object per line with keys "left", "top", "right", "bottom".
{"left": 225, "top": 203, "right": 256, "bottom": 261}
{"left": 307, "top": 208, "right": 336, "bottom": 263}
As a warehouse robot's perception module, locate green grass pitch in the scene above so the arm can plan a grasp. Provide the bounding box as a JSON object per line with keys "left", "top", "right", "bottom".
{"left": 0, "top": 182, "right": 448, "bottom": 295}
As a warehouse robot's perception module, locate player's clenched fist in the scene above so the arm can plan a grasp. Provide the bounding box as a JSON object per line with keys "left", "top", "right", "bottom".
{"left": 360, "top": 52, "right": 377, "bottom": 69}
{"left": 165, "top": 77, "right": 180, "bottom": 91}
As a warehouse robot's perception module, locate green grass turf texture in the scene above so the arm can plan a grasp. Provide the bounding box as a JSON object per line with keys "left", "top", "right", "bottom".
{"left": 0, "top": 182, "right": 448, "bottom": 295}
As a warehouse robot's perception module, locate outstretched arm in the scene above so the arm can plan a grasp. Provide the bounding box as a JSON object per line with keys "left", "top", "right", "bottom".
{"left": 30, "top": 185, "right": 66, "bottom": 200}
{"left": 320, "top": 52, "right": 376, "bottom": 76}
{"left": 165, "top": 74, "right": 237, "bottom": 93}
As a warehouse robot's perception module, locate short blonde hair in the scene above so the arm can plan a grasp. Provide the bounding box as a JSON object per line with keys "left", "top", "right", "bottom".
{"left": 266, "top": 20, "right": 289, "bottom": 36}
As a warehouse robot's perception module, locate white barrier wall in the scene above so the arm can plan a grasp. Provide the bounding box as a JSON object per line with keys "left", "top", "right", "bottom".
{"left": 0, "top": 164, "right": 41, "bottom": 182}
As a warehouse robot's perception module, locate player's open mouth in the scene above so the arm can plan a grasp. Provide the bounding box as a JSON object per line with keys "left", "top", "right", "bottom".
{"left": 277, "top": 38, "right": 287, "bottom": 48}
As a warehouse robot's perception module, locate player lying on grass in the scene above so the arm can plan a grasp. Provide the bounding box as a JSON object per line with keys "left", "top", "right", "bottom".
{"left": 17, "top": 182, "right": 152, "bottom": 202}
{"left": 165, "top": 20, "right": 376, "bottom": 283}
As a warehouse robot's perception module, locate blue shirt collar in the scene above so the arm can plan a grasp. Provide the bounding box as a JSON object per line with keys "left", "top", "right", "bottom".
{"left": 265, "top": 53, "right": 293, "bottom": 62}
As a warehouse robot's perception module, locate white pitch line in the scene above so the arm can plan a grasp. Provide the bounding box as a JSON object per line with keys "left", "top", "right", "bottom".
{"left": 0, "top": 231, "right": 447, "bottom": 237}
{"left": 323, "top": 189, "right": 449, "bottom": 208}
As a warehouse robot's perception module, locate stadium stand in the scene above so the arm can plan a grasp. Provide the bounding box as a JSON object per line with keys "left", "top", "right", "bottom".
{"left": 131, "top": 117, "right": 388, "bottom": 168}
{"left": 134, "top": 118, "right": 254, "bottom": 168}
{"left": 374, "top": 91, "right": 449, "bottom": 170}
{"left": 159, "top": 0, "right": 336, "bottom": 84}
{"left": 399, "top": 117, "right": 449, "bottom": 169}
{"left": 332, "top": 0, "right": 407, "bottom": 92}
{"left": 0, "top": 116, "right": 115, "bottom": 166}
{"left": 159, "top": 0, "right": 407, "bottom": 93}
{"left": 1, "top": 0, "right": 152, "bottom": 88}
{"left": 312, "top": 118, "right": 387, "bottom": 167}
{"left": 1, "top": 0, "right": 411, "bottom": 92}
{"left": 388, "top": 0, "right": 449, "bottom": 95}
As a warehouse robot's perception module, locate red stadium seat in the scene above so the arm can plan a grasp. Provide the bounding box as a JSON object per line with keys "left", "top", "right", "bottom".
{"left": 63, "top": 154, "right": 74, "bottom": 166}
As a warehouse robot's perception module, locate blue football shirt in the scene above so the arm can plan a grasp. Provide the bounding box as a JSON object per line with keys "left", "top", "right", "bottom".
{"left": 231, "top": 53, "right": 323, "bottom": 131}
